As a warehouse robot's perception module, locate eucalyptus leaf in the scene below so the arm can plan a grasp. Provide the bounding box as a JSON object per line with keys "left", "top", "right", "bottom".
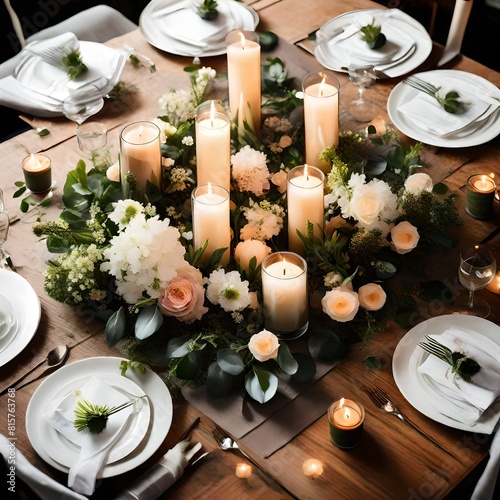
{"left": 72, "top": 183, "right": 93, "bottom": 196}
{"left": 290, "top": 353, "right": 316, "bottom": 383}
{"left": 276, "top": 342, "right": 298, "bottom": 375}
{"left": 176, "top": 352, "right": 200, "bottom": 380}
{"left": 217, "top": 348, "right": 245, "bottom": 376}
{"left": 433, "top": 182, "right": 448, "bottom": 195}
{"left": 206, "top": 362, "right": 234, "bottom": 398}
{"left": 105, "top": 306, "right": 126, "bottom": 346}
{"left": 308, "top": 330, "right": 347, "bottom": 362}
{"left": 46, "top": 235, "right": 71, "bottom": 253}
{"left": 362, "top": 356, "right": 382, "bottom": 371}
{"left": 245, "top": 367, "right": 278, "bottom": 404}
{"left": 135, "top": 305, "right": 163, "bottom": 340}
{"left": 166, "top": 337, "right": 191, "bottom": 358}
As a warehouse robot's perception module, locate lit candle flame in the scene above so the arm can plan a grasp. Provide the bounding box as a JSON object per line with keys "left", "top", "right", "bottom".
{"left": 319, "top": 73, "right": 327, "bottom": 97}
{"left": 239, "top": 32, "right": 246, "bottom": 49}
{"left": 304, "top": 164, "right": 309, "bottom": 181}
{"left": 481, "top": 175, "right": 488, "bottom": 189}
{"left": 30, "top": 153, "right": 42, "bottom": 170}
{"left": 207, "top": 181, "right": 212, "bottom": 195}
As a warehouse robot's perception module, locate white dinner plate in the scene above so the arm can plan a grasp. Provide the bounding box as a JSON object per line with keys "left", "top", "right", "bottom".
{"left": 139, "top": 0, "right": 259, "bottom": 57}
{"left": 43, "top": 373, "right": 151, "bottom": 468}
{"left": 314, "top": 8, "right": 432, "bottom": 79}
{"left": 388, "top": 70, "right": 500, "bottom": 148}
{"left": 393, "top": 314, "right": 500, "bottom": 433}
{"left": 26, "top": 356, "right": 172, "bottom": 477}
{"left": 0, "top": 270, "right": 41, "bottom": 367}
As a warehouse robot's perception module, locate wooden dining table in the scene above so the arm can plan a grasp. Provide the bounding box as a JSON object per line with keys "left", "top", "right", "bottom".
{"left": 1, "top": 0, "right": 499, "bottom": 498}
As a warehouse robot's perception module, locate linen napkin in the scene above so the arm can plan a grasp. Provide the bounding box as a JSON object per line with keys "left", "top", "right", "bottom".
{"left": 417, "top": 328, "right": 500, "bottom": 426}
{"left": 398, "top": 74, "right": 497, "bottom": 137}
{"left": 24, "top": 32, "right": 80, "bottom": 69}
{"left": 113, "top": 440, "right": 202, "bottom": 500}
{"left": 44, "top": 376, "right": 138, "bottom": 496}
{"left": 0, "top": 434, "right": 87, "bottom": 500}
{"left": 471, "top": 429, "right": 500, "bottom": 500}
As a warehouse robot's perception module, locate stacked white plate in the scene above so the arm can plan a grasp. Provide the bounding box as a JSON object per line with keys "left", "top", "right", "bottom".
{"left": 140, "top": 0, "right": 259, "bottom": 57}
{"left": 314, "top": 8, "right": 432, "bottom": 79}
{"left": 0, "top": 36, "right": 126, "bottom": 117}
{"left": 388, "top": 70, "right": 500, "bottom": 148}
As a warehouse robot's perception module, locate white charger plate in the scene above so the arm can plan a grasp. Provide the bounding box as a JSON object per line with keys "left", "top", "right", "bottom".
{"left": 314, "top": 8, "right": 432, "bottom": 79}
{"left": 392, "top": 314, "right": 500, "bottom": 434}
{"left": 388, "top": 70, "right": 500, "bottom": 148}
{"left": 26, "top": 356, "right": 172, "bottom": 477}
{"left": 43, "top": 373, "right": 151, "bottom": 468}
{"left": 0, "top": 270, "right": 41, "bottom": 367}
{"left": 140, "top": 0, "right": 259, "bottom": 57}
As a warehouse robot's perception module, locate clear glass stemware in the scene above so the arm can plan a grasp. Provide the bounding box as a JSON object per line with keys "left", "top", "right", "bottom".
{"left": 345, "top": 64, "right": 378, "bottom": 122}
{"left": 62, "top": 85, "right": 105, "bottom": 125}
{"left": 458, "top": 244, "right": 496, "bottom": 318}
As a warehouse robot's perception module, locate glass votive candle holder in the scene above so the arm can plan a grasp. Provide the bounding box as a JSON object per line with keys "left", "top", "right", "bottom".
{"left": 22, "top": 154, "right": 52, "bottom": 193}
{"left": 466, "top": 174, "right": 496, "bottom": 219}
{"left": 328, "top": 398, "right": 365, "bottom": 449}
{"left": 76, "top": 121, "right": 108, "bottom": 156}
{"left": 261, "top": 251, "right": 308, "bottom": 339}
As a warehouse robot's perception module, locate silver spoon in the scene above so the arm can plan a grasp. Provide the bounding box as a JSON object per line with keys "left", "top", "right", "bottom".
{"left": 0, "top": 344, "right": 69, "bottom": 396}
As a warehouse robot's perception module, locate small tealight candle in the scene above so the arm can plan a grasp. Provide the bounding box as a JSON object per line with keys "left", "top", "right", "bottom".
{"left": 302, "top": 459, "right": 323, "bottom": 478}
{"left": 328, "top": 397, "right": 365, "bottom": 449}
{"left": 22, "top": 154, "right": 52, "bottom": 193}
{"left": 486, "top": 270, "right": 500, "bottom": 295}
{"left": 235, "top": 463, "right": 252, "bottom": 478}
{"left": 466, "top": 174, "right": 496, "bottom": 219}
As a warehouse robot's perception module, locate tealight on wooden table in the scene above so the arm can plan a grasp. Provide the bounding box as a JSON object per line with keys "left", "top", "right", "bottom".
{"left": 1, "top": 1, "right": 499, "bottom": 499}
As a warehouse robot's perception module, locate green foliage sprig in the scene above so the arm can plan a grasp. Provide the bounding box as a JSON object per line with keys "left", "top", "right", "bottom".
{"left": 360, "top": 19, "right": 386, "bottom": 49}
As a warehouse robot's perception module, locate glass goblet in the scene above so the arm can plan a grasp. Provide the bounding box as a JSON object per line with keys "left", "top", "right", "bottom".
{"left": 344, "top": 64, "right": 378, "bottom": 122}
{"left": 76, "top": 121, "right": 108, "bottom": 157}
{"left": 62, "top": 85, "right": 105, "bottom": 125}
{"left": 458, "top": 244, "right": 496, "bottom": 318}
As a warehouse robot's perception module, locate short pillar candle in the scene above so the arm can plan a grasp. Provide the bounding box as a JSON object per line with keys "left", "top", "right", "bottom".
{"left": 466, "top": 174, "right": 496, "bottom": 219}
{"left": 261, "top": 251, "right": 308, "bottom": 339}
{"left": 22, "top": 154, "right": 52, "bottom": 193}
{"left": 302, "top": 71, "right": 340, "bottom": 174}
{"left": 328, "top": 398, "right": 365, "bottom": 449}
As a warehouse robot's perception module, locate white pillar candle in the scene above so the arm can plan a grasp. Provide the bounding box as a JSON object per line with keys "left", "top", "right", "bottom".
{"left": 192, "top": 183, "right": 231, "bottom": 266}
{"left": 120, "top": 121, "right": 162, "bottom": 195}
{"left": 287, "top": 165, "right": 325, "bottom": 256}
{"left": 302, "top": 71, "right": 340, "bottom": 174}
{"left": 226, "top": 30, "right": 261, "bottom": 134}
{"left": 195, "top": 100, "right": 231, "bottom": 193}
{"left": 261, "top": 252, "right": 308, "bottom": 338}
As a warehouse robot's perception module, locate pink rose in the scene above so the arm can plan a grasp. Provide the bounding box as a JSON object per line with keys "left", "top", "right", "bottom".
{"left": 358, "top": 283, "right": 386, "bottom": 311}
{"left": 321, "top": 286, "right": 359, "bottom": 322}
{"left": 248, "top": 330, "right": 280, "bottom": 362}
{"left": 391, "top": 221, "right": 420, "bottom": 254}
{"left": 158, "top": 265, "right": 208, "bottom": 324}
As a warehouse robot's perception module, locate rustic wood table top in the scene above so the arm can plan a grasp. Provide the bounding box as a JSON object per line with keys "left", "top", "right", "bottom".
{"left": 1, "top": 1, "right": 499, "bottom": 499}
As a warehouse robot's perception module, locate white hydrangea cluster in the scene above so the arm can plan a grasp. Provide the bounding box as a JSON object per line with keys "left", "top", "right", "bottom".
{"left": 101, "top": 201, "right": 186, "bottom": 304}
{"left": 158, "top": 88, "right": 197, "bottom": 126}
{"left": 240, "top": 199, "right": 285, "bottom": 241}
{"left": 206, "top": 269, "right": 251, "bottom": 312}
{"left": 231, "top": 145, "right": 270, "bottom": 196}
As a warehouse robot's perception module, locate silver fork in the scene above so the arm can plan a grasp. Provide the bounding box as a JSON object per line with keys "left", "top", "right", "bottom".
{"left": 211, "top": 426, "right": 254, "bottom": 463}
{"left": 364, "top": 385, "right": 455, "bottom": 458}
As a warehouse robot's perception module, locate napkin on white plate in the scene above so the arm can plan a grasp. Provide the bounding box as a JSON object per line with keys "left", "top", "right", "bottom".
{"left": 45, "top": 376, "right": 138, "bottom": 496}
{"left": 418, "top": 328, "right": 500, "bottom": 426}
{"left": 471, "top": 429, "right": 500, "bottom": 500}
{"left": 398, "top": 74, "right": 496, "bottom": 137}
{"left": 24, "top": 32, "right": 80, "bottom": 69}
{"left": 114, "top": 440, "right": 202, "bottom": 500}
{"left": 0, "top": 434, "right": 87, "bottom": 500}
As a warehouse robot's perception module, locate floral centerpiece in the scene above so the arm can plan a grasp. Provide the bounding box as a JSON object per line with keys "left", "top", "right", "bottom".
{"left": 31, "top": 58, "right": 462, "bottom": 404}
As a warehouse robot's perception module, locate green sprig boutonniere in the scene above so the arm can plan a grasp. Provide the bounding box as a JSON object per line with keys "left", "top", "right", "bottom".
{"left": 74, "top": 396, "right": 146, "bottom": 435}
{"left": 197, "top": 0, "right": 219, "bottom": 20}
{"left": 360, "top": 19, "right": 386, "bottom": 49}
{"left": 419, "top": 335, "right": 480, "bottom": 384}
{"left": 61, "top": 49, "right": 88, "bottom": 80}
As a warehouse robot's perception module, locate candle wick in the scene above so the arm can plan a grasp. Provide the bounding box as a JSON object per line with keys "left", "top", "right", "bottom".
{"left": 283, "top": 268, "right": 286, "bottom": 276}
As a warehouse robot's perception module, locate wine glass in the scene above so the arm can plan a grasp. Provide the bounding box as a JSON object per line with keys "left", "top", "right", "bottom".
{"left": 62, "top": 85, "right": 105, "bottom": 125}
{"left": 458, "top": 244, "right": 496, "bottom": 318}
{"left": 345, "top": 64, "right": 378, "bottom": 122}
{"left": 76, "top": 121, "right": 108, "bottom": 157}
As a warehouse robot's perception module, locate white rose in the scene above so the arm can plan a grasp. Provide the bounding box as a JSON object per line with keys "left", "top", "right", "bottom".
{"left": 349, "top": 184, "right": 386, "bottom": 225}
{"left": 404, "top": 173, "right": 433, "bottom": 194}
{"left": 321, "top": 286, "right": 359, "bottom": 322}
{"left": 106, "top": 162, "right": 120, "bottom": 182}
{"left": 358, "top": 283, "right": 387, "bottom": 311}
{"left": 391, "top": 221, "right": 420, "bottom": 254}
{"left": 248, "top": 330, "right": 280, "bottom": 362}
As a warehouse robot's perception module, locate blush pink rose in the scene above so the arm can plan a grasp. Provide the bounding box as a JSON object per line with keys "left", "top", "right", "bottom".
{"left": 248, "top": 330, "right": 280, "bottom": 362}
{"left": 158, "top": 265, "right": 208, "bottom": 324}
{"left": 391, "top": 221, "right": 420, "bottom": 254}
{"left": 234, "top": 239, "right": 272, "bottom": 271}
{"left": 358, "top": 283, "right": 386, "bottom": 311}
{"left": 321, "top": 286, "right": 359, "bottom": 322}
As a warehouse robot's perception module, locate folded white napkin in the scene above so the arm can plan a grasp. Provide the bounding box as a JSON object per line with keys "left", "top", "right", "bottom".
{"left": 0, "top": 434, "right": 87, "bottom": 500}
{"left": 24, "top": 32, "right": 80, "bottom": 69}
{"left": 471, "top": 429, "right": 500, "bottom": 500}
{"left": 114, "top": 440, "right": 202, "bottom": 500}
{"left": 44, "top": 376, "right": 137, "bottom": 496}
{"left": 418, "top": 328, "right": 500, "bottom": 426}
{"left": 398, "top": 74, "right": 497, "bottom": 137}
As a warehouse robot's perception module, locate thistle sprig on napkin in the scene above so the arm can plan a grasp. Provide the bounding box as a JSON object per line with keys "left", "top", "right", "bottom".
{"left": 418, "top": 335, "right": 480, "bottom": 384}
{"left": 359, "top": 19, "right": 386, "bottom": 49}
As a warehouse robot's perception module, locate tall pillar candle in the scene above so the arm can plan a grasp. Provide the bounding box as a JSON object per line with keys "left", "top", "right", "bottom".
{"left": 302, "top": 71, "right": 340, "bottom": 174}
{"left": 195, "top": 100, "right": 231, "bottom": 193}
{"left": 466, "top": 174, "right": 496, "bottom": 219}
{"left": 226, "top": 30, "right": 261, "bottom": 134}
{"left": 261, "top": 251, "right": 308, "bottom": 339}
{"left": 192, "top": 183, "right": 230, "bottom": 266}
{"left": 287, "top": 165, "right": 325, "bottom": 255}
{"left": 120, "top": 121, "right": 162, "bottom": 195}
{"left": 22, "top": 154, "right": 52, "bottom": 193}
